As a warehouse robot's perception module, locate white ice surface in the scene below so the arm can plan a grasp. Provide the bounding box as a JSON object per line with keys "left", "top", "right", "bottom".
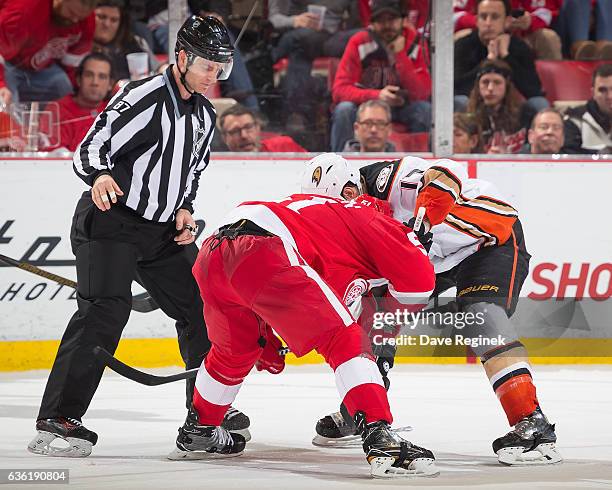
{"left": 1, "top": 364, "right": 611, "bottom": 489}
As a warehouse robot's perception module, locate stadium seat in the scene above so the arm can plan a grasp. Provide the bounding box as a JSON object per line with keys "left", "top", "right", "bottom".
{"left": 273, "top": 57, "right": 338, "bottom": 86}
{"left": 327, "top": 58, "right": 341, "bottom": 90}
{"left": 536, "top": 60, "right": 604, "bottom": 104}
{"left": 388, "top": 131, "right": 429, "bottom": 152}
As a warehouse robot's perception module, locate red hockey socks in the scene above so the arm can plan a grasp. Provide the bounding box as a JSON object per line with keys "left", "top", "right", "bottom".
{"left": 490, "top": 362, "right": 539, "bottom": 426}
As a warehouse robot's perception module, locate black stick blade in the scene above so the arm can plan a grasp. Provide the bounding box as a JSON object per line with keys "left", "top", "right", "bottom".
{"left": 93, "top": 346, "right": 198, "bottom": 386}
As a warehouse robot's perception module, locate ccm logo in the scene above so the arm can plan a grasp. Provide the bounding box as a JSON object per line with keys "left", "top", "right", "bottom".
{"left": 529, "top": 263, "right": 612, "bottom": 300}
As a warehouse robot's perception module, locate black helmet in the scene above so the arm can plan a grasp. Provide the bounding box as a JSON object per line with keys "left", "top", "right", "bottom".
{"left": 175, "top": 15, "right": 234, "bottom": 63}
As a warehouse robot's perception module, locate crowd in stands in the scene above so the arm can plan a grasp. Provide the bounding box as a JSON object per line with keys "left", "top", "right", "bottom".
{"left": 0, "top": 0, "right": 611, "bottom": 155}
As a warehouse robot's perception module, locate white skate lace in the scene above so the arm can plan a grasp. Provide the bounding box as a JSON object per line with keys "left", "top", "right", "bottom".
{"left": 66, "top": 418, "right": 82, "bottom": 427}
{"left": 211, "top": 426, "right": 233, "bottom": 448}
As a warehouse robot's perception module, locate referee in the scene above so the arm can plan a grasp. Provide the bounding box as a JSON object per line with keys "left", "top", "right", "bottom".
{"left": 29, "top": 16, "right": 241, "bottom": 458}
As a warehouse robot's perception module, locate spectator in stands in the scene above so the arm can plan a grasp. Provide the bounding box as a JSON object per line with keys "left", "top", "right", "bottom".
{"left": 403, "top": 0, "right": 430, "bottom": 31}
{"left": 454, "top": 0, "right": 478, "bottom": 39}
{"left": 556, "top": 0, "right": 612, "bottom": 60}
{"left": 189, "top": 2, "right": 259, "bottom": 110}
{"left": 0, "top": 0, "right": 96, "bottom": 105}
{"left": 219, "top": 104, "right": 307, "bottom": 152}
{"left": 268, "top": 0, "right": 363, "bottom": 126}
{"left": 564, "top": 64, "right": 612, "bottom": 154}
{"left": 467, "top": 60, "right": 534, "bottom": 153}
{"left": 343, "top": 100, "right": 395, "bottom": 152}
{"left": 330, "top": 0, "right": 431, "bottom": 151}
{"left": 453, "top": 112, "right": 482, "bottom": 153}
{"left": 454, "top": 0, "right": 548, "bottom": 114}
{"left": 522, "top": 107, "right": 566, "bottom": 154}
{"left": 93, "top": 0, "right": 160, "bottom": 81}
{"left": 125, "top": 0, "right": 169, "bottom": 54}
{"left": 454, "top": 1, "right": 562, "bottom": 59}
{"left": 40, "top": 53, "right": 114, "bottom": 152}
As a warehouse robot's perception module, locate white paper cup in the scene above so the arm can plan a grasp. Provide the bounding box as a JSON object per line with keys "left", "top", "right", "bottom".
{"left": 126, "top": 52, "right": 149, "bottom": 80}
{"left": 307, "top": 4, "right": 326, "bottom": 30}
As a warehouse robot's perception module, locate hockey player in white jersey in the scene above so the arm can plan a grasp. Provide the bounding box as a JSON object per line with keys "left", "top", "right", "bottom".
{"left": 301, "top": 153, "right": 562, "bottom": 466}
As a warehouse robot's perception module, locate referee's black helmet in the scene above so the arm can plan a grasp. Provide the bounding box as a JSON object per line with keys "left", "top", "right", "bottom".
{"left": 175, "top": 15, "right": 234, "bottom": 64}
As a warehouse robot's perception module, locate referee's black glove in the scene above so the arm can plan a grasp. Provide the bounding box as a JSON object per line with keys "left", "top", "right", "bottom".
{"left": 405, "top": 217, "right": 433, "bottom": 253}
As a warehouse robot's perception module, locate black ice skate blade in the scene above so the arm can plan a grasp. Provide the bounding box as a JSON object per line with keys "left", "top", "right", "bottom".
{"left": 312, "top": 426, "right": 413, "bottom": 448}
{"left": 167, "top": 447, "right": 245, "bottom": 460}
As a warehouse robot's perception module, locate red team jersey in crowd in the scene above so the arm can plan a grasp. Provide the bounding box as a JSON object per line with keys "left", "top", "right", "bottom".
{"left": 332, "top": 27, "right": 431, "bottom": 106}
{"left": 39, "top": 95, "right": 107, "bottom": 151}
{"left": 0, "top": 0, "right": 95, "bottom": 89}
{"left": 453, "top": 0, "right": 561, "bottom": 32}
{"left": 260, "top": 135, "right": 307, "bottom": 153}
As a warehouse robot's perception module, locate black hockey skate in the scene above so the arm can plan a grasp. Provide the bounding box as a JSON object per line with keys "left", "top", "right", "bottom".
{"left": 312, "top": 405, "right": 359, "bottom": 447}
{"left": 493, "top": 407, "right": 562, "bottom": 465}
{"left": 221, "top": 406, "right": 251, "bottom": 441}
{"left": 168, "top": 406, "right": 246, "bottom": 460}
{"left": 355, "top": 412, "right": 438, "bottom": 478}
{"left": 313, "top": 404, "right": 412, "bottom": 448}
{"left": 27, "top": 417, "right": 98, "bottom": 457}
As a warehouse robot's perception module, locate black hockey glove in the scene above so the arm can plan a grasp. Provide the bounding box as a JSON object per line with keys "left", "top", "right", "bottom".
{"left": 405, "top": 216, "right": 433, "bottom": 253}
{"left": 376, "top": 355, "right": 394, "bottom": 391}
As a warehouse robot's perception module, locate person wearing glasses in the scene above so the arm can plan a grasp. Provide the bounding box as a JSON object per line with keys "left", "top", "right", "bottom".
{"left": 330, "top": 0, "right": 432, "bottom": 152}
{"left": 219, "top": 104, "right": 306, "bottom": 152}
{"left": 343, "top": 100, "right": 396, "bottom": 153}
{"left": 521, "top": 107, "right": 567, "bottom": 154}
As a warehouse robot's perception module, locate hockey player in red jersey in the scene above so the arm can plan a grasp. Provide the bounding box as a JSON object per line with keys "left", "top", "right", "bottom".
{"left": 170, "top": 193, "right": 438, "bottom": 479}
{"left": 302, "top": 153, "right": 562, "bottom": 466}
{"left": 0, "top": 0, "right": 97, "bottom": 105}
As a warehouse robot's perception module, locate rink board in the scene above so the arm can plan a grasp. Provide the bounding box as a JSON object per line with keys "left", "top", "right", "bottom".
{"left": 1, "top": 156, "right": 611, "bottom": 369}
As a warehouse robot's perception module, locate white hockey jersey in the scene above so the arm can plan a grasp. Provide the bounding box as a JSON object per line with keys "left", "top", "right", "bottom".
{"left": 359, "top": 156, "right": 519, "bottom": 273}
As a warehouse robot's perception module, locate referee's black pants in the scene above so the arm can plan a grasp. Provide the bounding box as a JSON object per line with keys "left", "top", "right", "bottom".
{"left": 38, "top": 193, "right": 211, "bottom": 421}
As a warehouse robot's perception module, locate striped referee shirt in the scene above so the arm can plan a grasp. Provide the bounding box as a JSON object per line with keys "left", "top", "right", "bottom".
{"left": 73, "top": 65, "right": 215, "bottom": 223}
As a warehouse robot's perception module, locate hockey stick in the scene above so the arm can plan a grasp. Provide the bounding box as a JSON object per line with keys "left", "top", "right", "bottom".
{"left": 93, "top": 346, "right": 199, "bottom": 385}
{"left": 233, "top": 0, "right": 259, "bottom": 48}
{"left": 412, "top": 206, "right": 426, "bottom": 232}
{"left": 0, "top": 253, "right": 157, "bottom": 313}
{"left": 93, "top": 344, "right": 292, "bottom": 386}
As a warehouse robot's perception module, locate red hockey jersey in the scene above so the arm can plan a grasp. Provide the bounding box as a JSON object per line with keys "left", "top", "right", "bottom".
{"left": 39, "top": 94, "right": 107, "bottom": 151}
{"left": 217, "top": 194, "right": 435, "bottom": 307}
{"left": 332, "top": 27, "right": 431, "bottom": 105}
{"left": 0, "top": 0, "right": 95, "bottom": 89}
{"left": 260, "top": 135, "right": 307, "bottom": 153}
{"left": 453, "top": 0, "right": 561, "bottom": 33}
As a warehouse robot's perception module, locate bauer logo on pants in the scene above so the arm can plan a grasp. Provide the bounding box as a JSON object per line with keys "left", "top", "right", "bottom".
{"left": 459, "top": 284, "right": 500, "bottom": 296}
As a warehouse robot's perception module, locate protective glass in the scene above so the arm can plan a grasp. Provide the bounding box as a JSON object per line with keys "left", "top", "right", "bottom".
{"left": 188, "top": 55, "right": 233, "bottom": 81}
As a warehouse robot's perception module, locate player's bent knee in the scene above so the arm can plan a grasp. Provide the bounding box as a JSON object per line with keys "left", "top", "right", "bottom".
{"left": 462, "top": 302, "right": 521, "bottom": 359}
{"left": 316, "top": 323, "right": 373, "bottom": 370}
